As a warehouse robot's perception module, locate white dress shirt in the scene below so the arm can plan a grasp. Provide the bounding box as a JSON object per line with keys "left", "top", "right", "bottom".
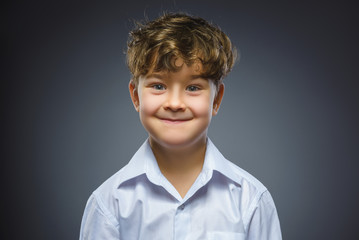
{"left": 80, "top": 139, "right": 282, "bottom": 240}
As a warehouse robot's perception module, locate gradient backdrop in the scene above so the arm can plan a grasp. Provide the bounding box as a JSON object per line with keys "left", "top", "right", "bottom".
{"left": 3, "top": 0, "right": 359, "bottom": 239}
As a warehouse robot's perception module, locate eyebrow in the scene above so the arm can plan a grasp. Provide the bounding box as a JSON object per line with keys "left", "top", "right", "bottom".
{"left": 146, "top": 73, "right": 165, "bottom": 80}
{"left": 190, "top": 74, "right": 205, "bottom": 80}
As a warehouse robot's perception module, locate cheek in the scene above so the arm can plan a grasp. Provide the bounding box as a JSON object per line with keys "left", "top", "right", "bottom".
{"left": 139, "top": 92, "right": 161, "bottom": 115}
{"left": 189, "top": 96, "right": 213, "bottom": 117}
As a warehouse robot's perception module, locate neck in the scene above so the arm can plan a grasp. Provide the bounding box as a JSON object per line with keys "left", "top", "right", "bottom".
{"left": 149, "top": 137, "right": 207, "bottom": 176}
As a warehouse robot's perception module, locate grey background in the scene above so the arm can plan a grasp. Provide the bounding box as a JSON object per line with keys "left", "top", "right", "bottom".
{"left": 3, "top": 0, "right": 359, "bottom": 239}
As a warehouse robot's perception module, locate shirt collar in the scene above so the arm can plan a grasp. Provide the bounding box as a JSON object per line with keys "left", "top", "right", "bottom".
{"left": 117, "top": 138, "right": 242, "bottom": 187}
{"left": 117, "top": 139, "right": 162, "bottom": 186}
{"left": 203, "top": 138, "right": 242, "bottom": 184}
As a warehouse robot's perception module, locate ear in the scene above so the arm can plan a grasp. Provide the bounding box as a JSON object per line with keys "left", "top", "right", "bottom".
{"left": 129, "top": 80, "right": 139, "bottom": 112}
{"left": 212, "top": 83, "right": 224, "bottom": 116}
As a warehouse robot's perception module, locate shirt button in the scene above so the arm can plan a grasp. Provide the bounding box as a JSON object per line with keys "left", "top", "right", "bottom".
{"left": 179, "top": 204, "right": 185, "bottom": 210}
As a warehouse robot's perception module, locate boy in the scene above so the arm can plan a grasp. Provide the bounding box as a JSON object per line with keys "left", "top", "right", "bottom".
{"left": 80, "top": 13, "right": 282, "bottom": 240}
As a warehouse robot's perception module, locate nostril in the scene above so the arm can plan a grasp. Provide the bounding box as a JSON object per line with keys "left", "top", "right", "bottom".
{"left": 164, "top": 101, "right": 186, "bottom": 112}
{"left": 164, "top": 97, "right": 186, "bottom": 111}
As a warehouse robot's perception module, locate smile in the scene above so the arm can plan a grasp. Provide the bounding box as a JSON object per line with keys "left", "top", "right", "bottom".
{"left": 159, "top": 118, "right": 191, "bottom": 124}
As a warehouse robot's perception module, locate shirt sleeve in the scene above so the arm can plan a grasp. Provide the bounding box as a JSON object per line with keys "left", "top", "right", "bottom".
{"left": 245, "top": 190, "right": 282, "bottom": 240}
{"left": 79, "top": 193, "right": 120, "bottom": 240}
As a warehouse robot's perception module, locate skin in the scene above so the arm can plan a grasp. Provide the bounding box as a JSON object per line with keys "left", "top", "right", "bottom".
{"left": 129, "top": 59, "right": 224, "bottom": 198}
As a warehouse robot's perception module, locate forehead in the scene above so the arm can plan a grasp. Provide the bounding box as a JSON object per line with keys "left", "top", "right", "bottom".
{"left": 144, "top": 60, "right": 204, "bottom": 80}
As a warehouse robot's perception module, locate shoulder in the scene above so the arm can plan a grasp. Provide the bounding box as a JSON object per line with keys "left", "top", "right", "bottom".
{"left": 87, "top": 162, "right": 143, "bottom": 217}
{"left": 219, "top": 158, "right": 268, "bottom": 205}
{"left": 86, "top": 140, "right": 152, "bottom": 219}
{"left": 93, "top": 162, "right": 142, "bottom": 201}
{"left": 207, "top": 140, "right": 273, "bottom": 221}
{"left": 217, "top": 158, "right": 280, "bottom": 232}
{"left": 80, "top": 166, "right": 136, "bottom": 238}
{"left": 221, "top": 158, "right": 267, "bottom": 193}
{"left": 92, "top": 141, "right": 151, "bottom": 203}
{"left": 207, "top": 139, "right": 267, "bottom": 198}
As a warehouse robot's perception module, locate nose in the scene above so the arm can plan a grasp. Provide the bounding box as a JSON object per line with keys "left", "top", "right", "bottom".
{"left": 163, "top": 90, "right": 186, "bottom": 112}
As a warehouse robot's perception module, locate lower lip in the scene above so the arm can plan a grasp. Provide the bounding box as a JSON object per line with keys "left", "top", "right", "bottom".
{"left": 160, "top": 119, "right": 189, "bottom": 124}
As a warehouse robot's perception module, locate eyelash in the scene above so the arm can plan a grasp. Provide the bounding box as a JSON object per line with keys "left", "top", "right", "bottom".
{"left": 186, "top": 85, "right": 201, "bottom": 92}
{"left": 151, "top": 84, "right": 166, "bottom": 90}
{"left": 149, "top": 84, "right": 201, "bottom": 92}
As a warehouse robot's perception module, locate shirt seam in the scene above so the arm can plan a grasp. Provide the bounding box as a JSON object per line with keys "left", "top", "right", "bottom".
{"left": 93, "top": 192, "right": 120, "bottom": 228}
{"left": 242, "top": 189, "right": 268, "bottom": 233}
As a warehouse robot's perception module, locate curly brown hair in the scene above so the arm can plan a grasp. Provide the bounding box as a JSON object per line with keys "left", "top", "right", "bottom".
{"left": 126, "top": 13, "right": 237, "bottom": 88}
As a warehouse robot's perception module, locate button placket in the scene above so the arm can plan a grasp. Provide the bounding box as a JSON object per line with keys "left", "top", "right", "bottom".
{"left": 174, "top": 202, "right": 190, "bottom": 240}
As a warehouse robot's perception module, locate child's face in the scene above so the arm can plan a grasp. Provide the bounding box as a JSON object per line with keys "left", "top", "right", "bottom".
{"left": 129, "top": 59, "right": 224, "bottom": 149}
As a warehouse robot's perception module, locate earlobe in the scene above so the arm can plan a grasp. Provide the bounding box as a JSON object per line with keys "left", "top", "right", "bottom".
{"left": 212, "top": 83, "right": 224, "bottom": 116}
{"left": 129, "top": 80, "right": 139, "bottom": 112}
{"left": 213, "top": 104, "right": 218, "bottom": 115}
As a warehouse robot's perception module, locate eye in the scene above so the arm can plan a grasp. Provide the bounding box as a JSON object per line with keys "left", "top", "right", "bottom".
{"left": 186, "top": 85, "right": 200, "bottom": 92}
{"left": 152, "top": 84, "right": 166, "bottom": 90}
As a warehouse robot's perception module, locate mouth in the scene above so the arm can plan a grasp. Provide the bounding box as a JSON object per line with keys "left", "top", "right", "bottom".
{"left": 159, "top": 118, "right": 191, "bottom": 124}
